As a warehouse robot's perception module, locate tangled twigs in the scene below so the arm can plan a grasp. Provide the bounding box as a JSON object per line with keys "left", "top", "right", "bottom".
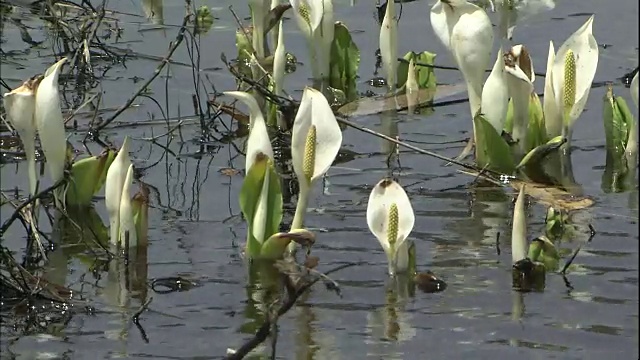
{"left": 224, "top": 262, "right": 360, "bottom": 360}
{"left": 92, "top": 13, "right": 190, "bottom": 133}
{"left": 0, "top": 178, "right": 67, "bottom": 237}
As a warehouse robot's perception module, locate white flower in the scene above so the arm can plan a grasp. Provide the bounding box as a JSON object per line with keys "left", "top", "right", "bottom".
{"left": 366, "top": 178, "right": 415, "bottom": 276}
{"left": 430, "top": 0, "right": 494, "bottom": 118}
{"left": 379, "top": 0, "right": 397, "bottom": 92}
{"left": 34, "top": 57, "right": 68, "bottom": 207}
{"left": 481, "top": 48, "right": 509, "bottom": 133}
{"left": 3, "top": 77, "right": 38, "bottom": 196}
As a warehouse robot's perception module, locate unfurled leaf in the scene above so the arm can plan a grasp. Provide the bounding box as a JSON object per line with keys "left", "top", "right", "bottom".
{"left": 527, "top": 92, "right": 547, "bottom": 150}
{"left": 66, "top": 150, "right": 117, "bottom": 206}
{"left": 603, "top": 85, "right": 635, "bottom": 159}
{"left": 238, "top": 153, "right": 283, "bottom": 257}
{"left": 473, "top": 113, "right": 515, "bottom": 174}
{"left": 261, "top": 229, "right": 315, "bottom": 259}
{"left": 329, "top": 22, "right": 360, "bottom": 101}
{"left": 517, "top": 135, "right": 564, "bottom": 170}
{"left": 396, "top": 51, "right": 437, "bottom": 91}
{"left": 528, "top": 236, "right": 560, "bottom": 271}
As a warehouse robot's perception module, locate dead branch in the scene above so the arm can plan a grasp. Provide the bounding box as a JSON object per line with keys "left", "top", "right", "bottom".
{"left": 224, "top": 262, "right": 359, "bottom": 359}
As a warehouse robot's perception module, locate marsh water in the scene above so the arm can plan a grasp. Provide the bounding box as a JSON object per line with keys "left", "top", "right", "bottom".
{"left": 1, "top": 0, "right": 638, "bottom": 358}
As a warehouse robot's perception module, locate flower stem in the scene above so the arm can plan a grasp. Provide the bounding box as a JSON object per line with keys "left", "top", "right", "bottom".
{"left": 287, "top": 184, "right": 310, "bottom": 254}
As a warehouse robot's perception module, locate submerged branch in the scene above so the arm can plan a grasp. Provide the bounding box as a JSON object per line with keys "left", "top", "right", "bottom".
{"left": 224, "top": 262, "right": 359, "bottom": 359}
{"left": 0, "top": 178, "right": 67, "bottom": 237}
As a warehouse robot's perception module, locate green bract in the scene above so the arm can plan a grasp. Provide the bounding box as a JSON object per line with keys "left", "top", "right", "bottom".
{"left": 396, "top": 51, "right": 437, "bottom": 91}
{"left": 329, "top": 22, "right": 360, "bottom": 101}
{"left": 66, "top": 150, "right": 117, "bottom": 206}
{"left": 603, "top": 85, "right": 636, "bottom": 161}
{"left": 238, "top": 153, "right": 283, "bottom": 258}
{"left": 473, "top": 113, "right": 515, "bottom": 174}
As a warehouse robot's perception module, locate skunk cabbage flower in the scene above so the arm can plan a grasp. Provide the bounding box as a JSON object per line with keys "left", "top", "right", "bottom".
{"left": 105, "top": 136, "right": 133, "bottom": 246}
{"left": 379, "top": 0, "right": 398, "bottom": 92}
{"left": 3, "top": 77, "right": 39, "bottom": 196}
{"left": 288, "top": 87, "right": 342, "bottom": 251}
{"left": 545, "top": 16, "right": 598, "bottom": 144}
{"left": 367, "top": 178, "right": 415, "bottom": 276}
{"left": 35, "top": 57, "right": 68, "bottom": 208}
{"left": 289, "top": 0, "right": 334, "bottom": 80}
{"left": 223, "top": 91, "right": 274, "bottom": 172}
{"left": 504, "top": 45, "right": 535, "bottom": 155}
{"left": 430, "top": 0, "right": 494, "bottom": 117}
{"left": 511, "top": 186, "right": 527, "bottom": 264}
{"left": 481, "top": 48, "right": 509, "bottom": 133}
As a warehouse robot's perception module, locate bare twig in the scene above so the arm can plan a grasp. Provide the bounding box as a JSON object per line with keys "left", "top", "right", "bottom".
{"left": 0, "top": 179, "right": 67, "bottom": 237}
{"left": 224, "top": 262, "right": 359, "bottom": 360}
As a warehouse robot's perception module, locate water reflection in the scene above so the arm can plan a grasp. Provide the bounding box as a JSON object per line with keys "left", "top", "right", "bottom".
{"left": 379, "top": 109, "right": 400, "bottom": 173}
{"left": 241, "top": 261, "right": 283, "bottom": 356}
{"left": 366, "top": 275, "right": 416, "bottom": 358}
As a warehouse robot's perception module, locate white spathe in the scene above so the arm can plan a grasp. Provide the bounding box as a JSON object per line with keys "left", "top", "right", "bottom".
{"left": 511, "top": 186, "right": 527, "bottom": 264}
{"left": 289, "top": 0, "right": 334, "bottom": 79}
{"left": 505, "top": 45, "right": 535, "bottom": 154}
{"left": 290, "top": 87, "right": 343, "bottom": 188}
{"left": 481, "top": 48, "right": 509, "bottom": 133}
{"left": 430, "top": 0, "right": 494, "bottom": 118}
{"left": 379, "top": 0, "right": 397, "bottom": 92}
{"left": 366, "top": 178, "right": 415, "bottom": 276}
{"left": 118, "top": 164, "right": 137, "bottom": 247}
{"left": 223, "top": 91, "right": 274, "bottom": 172}
{"left": 34, "top": 57, "right": 68, "bottom": 207}
{"left": 550, "top": 15, "right": 599, "bottom": 136}
{"left": 3, "top": 78, "right": 38, "bottom": 196}
{"left": 543, "top": 41, "right": 561, "bottom": 138}
{"left": 105, "top": 136, "right": 132, "bottom": 246}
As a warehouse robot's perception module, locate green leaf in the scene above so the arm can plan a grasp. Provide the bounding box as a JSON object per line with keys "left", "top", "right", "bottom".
{"left": 504, "top": 94, "right": 546, "bottom": 150}
{"left": 527, "top": 93, "right": 547, "bottom": 150}
{"left": 238, "top": 154, "right": 283, "bottom": 258}
{"left": 529, "top": 236, "right": 560, "bottom": 271}
{"left": 396, "top": 51, "right": 437, "bottom": 90}
{"left": 261, "top": 229, "right": 315, "bottom": 259}
{"left": 517, "top": 135, "right": 565, "bottom": 170}
{"left": 329, "top": 22, "right": 360, "bottom": 101}
{"left": 195, "top": 6, "right": 214, "bottom": 35}
{"left": 473, "top": 113, "right": 515, "bottom": 174}
{"left": 66, "top": 150, "right": 116, "bottom": 206}
{"left": 603, "top": 85, "right": 634, "bottom": 159}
